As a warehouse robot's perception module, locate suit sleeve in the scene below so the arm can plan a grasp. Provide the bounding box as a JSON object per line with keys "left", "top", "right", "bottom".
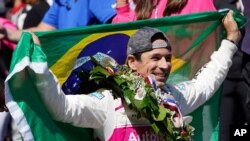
{"left": 37, "top": 69, "right": 114, "bottom": 129}
{"left": 173, "top": 39, "right": 237, "bottom": 115}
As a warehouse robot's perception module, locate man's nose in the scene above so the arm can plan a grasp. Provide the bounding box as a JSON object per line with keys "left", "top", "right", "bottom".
{"left": 159, "top": 58, "right": 171, "bottom": 69}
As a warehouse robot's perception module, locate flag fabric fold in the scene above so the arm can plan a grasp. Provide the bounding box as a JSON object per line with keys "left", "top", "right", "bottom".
{"left": 5, "top": 10, "right": 245, "bottom": 141}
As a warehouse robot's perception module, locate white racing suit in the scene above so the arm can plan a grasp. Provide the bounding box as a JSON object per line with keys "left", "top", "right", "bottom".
{"left": 39, "top": 40, "right": 237, "bottom": 141}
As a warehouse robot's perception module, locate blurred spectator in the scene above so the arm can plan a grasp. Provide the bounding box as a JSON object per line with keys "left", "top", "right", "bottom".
{"left": 216, "top": 0, "right": 250, "bottom": 141}
{"left": 0, "top": 18, "right": 16, "bottom": 105}
{"left": 0, "top": 18, "right": 14, "bottom": 141}
{"left": 240, "top": 0, "right": 250, "bottom": 56}
{"left": 213, "top": 0, "right": 238, "bottom": 10}
{"left": 0, "top": 72, "right": 9, "bottom": 141}
{"left": 0, "top": 0, "right": 50, "bottom": 140}
{"left": 18, "top": 0, "right": 50, "bottom": 29}
{"left": 0, "top": 112, "right": 11, "bottom": 141}
{"left": 112, "top": 0, "right": 216, "bottom": 23}
{"left": 0, "top": 0, "right": 7, "bottom": 16}
{"left": 42, "top": 0, "right": 116, "bottom": 29}
{"left": 0, "top": 67, "right": 7, "bottom": 112}
{"left": 5, "top": 0, "right": 50, "bottom": 29}
{"left": 0, "top": 0, "right": 50, "bottom": 110}
{"left": 0, "top": 0, "right": 116, "bottom": 42}
{"left": 5, "top": 0, "right": 26, "bottom": 24}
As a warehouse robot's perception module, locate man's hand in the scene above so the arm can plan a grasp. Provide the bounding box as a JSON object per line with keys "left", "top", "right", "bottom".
{"left": 31, "top": 32, "right": 41, "bottom": 45}
{"left": 223, "top": 10, "right": 242, "bottom": 45}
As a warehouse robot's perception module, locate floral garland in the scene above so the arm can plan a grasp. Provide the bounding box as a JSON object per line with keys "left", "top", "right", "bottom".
{"left": 83, "top": 52, "right": 194, "bottom": 140}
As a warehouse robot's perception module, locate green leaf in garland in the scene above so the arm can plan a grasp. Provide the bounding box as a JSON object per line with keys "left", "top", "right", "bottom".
{"left": 153, "top": 106, "right": 168, "bottom": 121}
{"left": 81, "top": 52, "right": 194, "bottom": 141}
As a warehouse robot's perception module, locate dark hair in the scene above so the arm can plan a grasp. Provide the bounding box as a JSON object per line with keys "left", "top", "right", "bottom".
{"left": 132, "top": 52, "right": 143, "bottom": 61}
{"left": 134, "top": 0, "right": 156, "bottom": 20}
{"left": 164, "top": 0, "right": 188, "bottom": 16}
{"left": 134, "top": 0, "right": 188, "bottom": 20}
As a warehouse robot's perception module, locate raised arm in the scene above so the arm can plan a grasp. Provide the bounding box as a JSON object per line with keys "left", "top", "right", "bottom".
{"left": 29, "top": 33, "right": 113, "bottom": 129}
{"left": 173, "top": 11, "right": 241, "bottom": 115}
{"left": 37, "top": 69, "right": 113, "bottom": 129}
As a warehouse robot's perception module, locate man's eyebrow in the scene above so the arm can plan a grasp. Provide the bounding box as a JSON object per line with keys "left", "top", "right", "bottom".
{"left": 151, "top": 53, "right": 172, "bottom": 56}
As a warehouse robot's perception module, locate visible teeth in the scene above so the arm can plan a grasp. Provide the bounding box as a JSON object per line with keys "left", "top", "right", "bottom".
{"left": 155, "top": 73, "right": 165, "bottom": 77}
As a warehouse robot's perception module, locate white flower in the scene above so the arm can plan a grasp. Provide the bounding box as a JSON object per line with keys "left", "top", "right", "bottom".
{"left": 134, "top": 87, "right": 146, "bottom": 100}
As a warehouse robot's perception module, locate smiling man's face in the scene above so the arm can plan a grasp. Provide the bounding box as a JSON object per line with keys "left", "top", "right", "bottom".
{"left": 128, "top": 45, "right": 172, "bottom": 88}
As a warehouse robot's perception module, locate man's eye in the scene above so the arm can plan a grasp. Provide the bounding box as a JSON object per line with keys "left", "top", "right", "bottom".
{"left": 165, "top": 57, "right": 172, "bottom": 62}
{"left": 152, "top": 57, "right": 160, "bottom": 60}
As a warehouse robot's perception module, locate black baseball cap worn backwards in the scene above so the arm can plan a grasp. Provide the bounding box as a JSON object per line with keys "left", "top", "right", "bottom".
{"left": 127, "top": 27, "right": 171, "bottom": 55}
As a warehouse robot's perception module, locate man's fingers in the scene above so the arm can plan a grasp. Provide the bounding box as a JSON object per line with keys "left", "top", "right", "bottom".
{"left": 223, "top": 10, "right": 241, "bottom": 44}
{"left": 30, "top": 32, "right": 41, "bottom": 45}
{"left": 223, "top": 10, "right": 234, "bottom": 24}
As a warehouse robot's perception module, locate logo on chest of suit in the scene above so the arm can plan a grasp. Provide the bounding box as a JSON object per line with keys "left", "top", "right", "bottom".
{"left": 90, "top": 92, "right": 104, "bottom": 100}
{"left": 110, "top": 126, "right": 164, "bottom": 141}
{"left": 128, "top": 131, "right": 162, "bottom": 141}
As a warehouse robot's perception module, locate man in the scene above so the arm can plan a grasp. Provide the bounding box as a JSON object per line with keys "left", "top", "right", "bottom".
{"left": 0, "top": 0, "right": 116, "bottom": 42}
{"left": 31, "top": 11, "right": 240, "bottom": 140}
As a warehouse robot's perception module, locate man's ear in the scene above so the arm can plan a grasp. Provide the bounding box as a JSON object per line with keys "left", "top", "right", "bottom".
{"left": 126, "top": 55, "right": 137, "bottom": 70}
